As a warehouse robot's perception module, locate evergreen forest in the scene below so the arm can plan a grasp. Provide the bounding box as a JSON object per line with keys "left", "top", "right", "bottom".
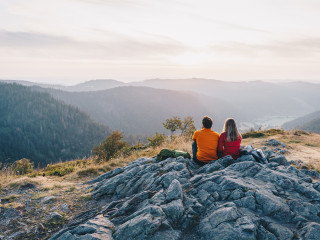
{"left": 0, "top": 83, "right": 110, "bottom": 167}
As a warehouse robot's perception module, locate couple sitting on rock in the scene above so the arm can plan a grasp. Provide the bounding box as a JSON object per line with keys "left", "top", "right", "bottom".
{"left": 192, "top": 116, "right": 241, "bottom": 166}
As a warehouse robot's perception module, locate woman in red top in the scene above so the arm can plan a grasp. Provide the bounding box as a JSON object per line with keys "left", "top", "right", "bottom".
{"left": 218, "top": 118, "right": 242, "bottom": 159}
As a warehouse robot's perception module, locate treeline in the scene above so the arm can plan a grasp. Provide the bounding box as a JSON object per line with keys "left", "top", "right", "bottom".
{"left": 0, "top": 83, "right": 111, "bottom": 167}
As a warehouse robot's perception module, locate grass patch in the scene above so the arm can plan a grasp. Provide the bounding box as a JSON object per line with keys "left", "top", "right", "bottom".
{"left": 2, "top": 194, "right": 19, "bottom": 202}
{"left": 65, "top": 186, "right": 76, "bottom": 192}
{"left": 77, "top": 168, "right": 99, "bottom": 178}
{"left": 305, "top": 143, "right": 317, "bottom": 147}
{"left": 292, "top": 163, "right": 320, "bottom": 173}
{"left": 31, "top": 192, "right": 49, "bottom": 200}
{"left": 43, "top": 165, "right": 75, "bottom": 177}
{"left": 288, "top": 140, "right": 302, "bottom": 144}
{"left": 8, "top": 178, "right": 38, "bottom": 189}
{"left": 242, "top": 129, "right": 285, "bottom": 139}
{"left": 242, "top": 131, "right": 265, "bottom": 139}
{"left": 79, "top": 194, "right": 92, "bottom": 201}
{"left": 292, "top": 130, "right": 310, "bottom": 135}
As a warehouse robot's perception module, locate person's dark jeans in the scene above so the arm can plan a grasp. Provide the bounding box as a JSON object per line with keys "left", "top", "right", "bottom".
{"left": 192, "top": 141, "right": 207, "bottom": 166}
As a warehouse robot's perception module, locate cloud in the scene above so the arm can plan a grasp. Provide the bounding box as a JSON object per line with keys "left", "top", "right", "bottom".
{"left": 0, "top": 30, "right": 74, "bottom": 47}
{"left": 0, "top": 29, "right": 188, "bottom": 61}
{"left": 209, "top": 37, "right": 320, "bottom": 59}
{"left": 67, "top": 0, "right": 146, "bottom": 8}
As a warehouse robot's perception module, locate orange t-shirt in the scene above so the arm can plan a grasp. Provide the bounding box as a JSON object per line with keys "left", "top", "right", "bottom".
{"left": 192, "top": 128, "right": 219, "bottom": 162}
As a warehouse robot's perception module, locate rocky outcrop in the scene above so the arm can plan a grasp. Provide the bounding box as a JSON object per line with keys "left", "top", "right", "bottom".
{"left": 49, "top": 150, "right": 320, "bottom": 240}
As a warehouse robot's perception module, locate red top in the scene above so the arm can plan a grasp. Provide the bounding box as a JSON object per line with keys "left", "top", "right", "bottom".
{"left": 218, "top": 132, "right": 241, "bottom": 159}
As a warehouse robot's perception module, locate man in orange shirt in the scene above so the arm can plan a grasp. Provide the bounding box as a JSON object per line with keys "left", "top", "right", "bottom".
{"left": 192, "top": 116, "right": 219, "bottom": 166}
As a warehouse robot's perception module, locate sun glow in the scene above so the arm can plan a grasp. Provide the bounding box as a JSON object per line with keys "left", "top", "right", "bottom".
{"left": 171, "top": 52, "right": 213, "bottom": 66}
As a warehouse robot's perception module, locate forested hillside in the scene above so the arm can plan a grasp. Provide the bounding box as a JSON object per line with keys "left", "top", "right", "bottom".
{"left": 283, "top": 110, "right": 320, "bottom": 133}
{"left": 0, "top": 83, "right": 110, "bottom": 166}
{"left": 34, "top": 86, "right": 245, "bottom": 135}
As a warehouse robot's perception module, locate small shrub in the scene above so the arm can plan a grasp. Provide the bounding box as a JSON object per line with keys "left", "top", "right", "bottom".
{"left": 148, "top": 132, "right": 166, "bottom": 148}
{"left": 11, "top": 158, "right": 34, "bottom": 175}
{"left": 44, "top": 164, "right": 75, "bottom": 177}
{"left": 264, "top": 129, "right": 285, "bottom": 136}
{"left": 93, "top": 131, "right": 128, "bottom": 162}
{"left": 28, "top": 172, "right": 39, "bottom": 178}
{"left": 293, "top": 130, "right": 309, "bottom": 135}
{"left": 242, "top": 131, "right": 265, "bottom": 139}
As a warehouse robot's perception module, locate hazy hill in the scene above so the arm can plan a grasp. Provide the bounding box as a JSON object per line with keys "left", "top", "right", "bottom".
{"left": 0, "top": 83, "right": 110, "bottom": 166}
{"left": 283, "top": 110, "right": 320, "bottom": 133}
{"left": 70, "top": 79, "right": 125, "bottom": 91}
{"left": 0, "top": 79, "right": 125, "bottom": 92}
{"left": 132, "top": 78, "right": 320, "bottom": 119}
{"left": 33, "top": 86, "right": 245, "bottom": 135}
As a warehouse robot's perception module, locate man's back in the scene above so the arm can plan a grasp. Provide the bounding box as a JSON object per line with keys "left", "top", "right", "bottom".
{"left": 192, "top": 128, "right": 219, "bottom": 163}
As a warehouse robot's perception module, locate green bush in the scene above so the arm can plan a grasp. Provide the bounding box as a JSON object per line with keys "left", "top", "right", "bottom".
{"left": 148, "top": 132, "right": 166, "bottom": 148}
{"left": 44, "top": 164, "right": 75, "bottom": 177}
{"left": 93, "top": 131, "right": 128, "bottom": 162}
{"left": 242, "top": 128, "right": 286, "bottom": 139}
{"left": 242, "top": 131, "right": 265, "bottom": 139}
{"left": 11, "top": 158, "right": 34, "bottom": 175}
{"left": 263, "top": 129, "right": 285, "bottom": 136}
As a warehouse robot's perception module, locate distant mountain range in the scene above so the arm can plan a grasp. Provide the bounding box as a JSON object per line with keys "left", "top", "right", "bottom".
{"left": 3, "top": 78, "right": 320, "bottom": 127}
{"left": 2, "top": 78, "right": 320, "bottom": 134}
{"left": 32, "top": 86, "right": 244, "bottom": 134}
{"left": 0, "top": 83, "right": 110, "bottom": 166}
{"left": 0, "top": 79, "right": 125, "bottom": 92}
{"left": 283, "top": 110, "right": 320, "bottom": 133}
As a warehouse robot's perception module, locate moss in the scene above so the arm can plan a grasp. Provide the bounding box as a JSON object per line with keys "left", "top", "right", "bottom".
{"left": 158, "top": 170, "right": 168, "bottom": 176}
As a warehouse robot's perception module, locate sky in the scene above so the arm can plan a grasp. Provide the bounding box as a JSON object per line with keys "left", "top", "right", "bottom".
{"left": 0, "top": 0, "right": 320, "bottom": 85}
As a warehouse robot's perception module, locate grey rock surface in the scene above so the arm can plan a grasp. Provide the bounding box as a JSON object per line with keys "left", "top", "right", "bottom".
{"left": 41, "top": 196, "right": 57, "bottom": 204}
{"left": 49, "top": 153, "right": 320, "bottom": 240}
{"left": 50, "top": 212, "right": 63, "bottom": 222}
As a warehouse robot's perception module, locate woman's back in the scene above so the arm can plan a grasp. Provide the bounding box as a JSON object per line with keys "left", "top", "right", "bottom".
{"left": 218, "top": 132, "right": 241, "bottom": 159}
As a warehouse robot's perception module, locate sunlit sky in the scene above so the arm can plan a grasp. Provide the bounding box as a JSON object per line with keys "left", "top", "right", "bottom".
{"left": 1, "top": 0, "right": 320, "bottom": 84}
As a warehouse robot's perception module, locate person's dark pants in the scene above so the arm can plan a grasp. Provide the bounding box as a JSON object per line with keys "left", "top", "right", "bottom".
{"left": 192, "top": 141, "right": 207, "bottom": 166}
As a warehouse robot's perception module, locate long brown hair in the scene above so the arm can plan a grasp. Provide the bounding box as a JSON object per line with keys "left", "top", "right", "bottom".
{"left": 222, "top": 118, "right": 241, "bottom": 142}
